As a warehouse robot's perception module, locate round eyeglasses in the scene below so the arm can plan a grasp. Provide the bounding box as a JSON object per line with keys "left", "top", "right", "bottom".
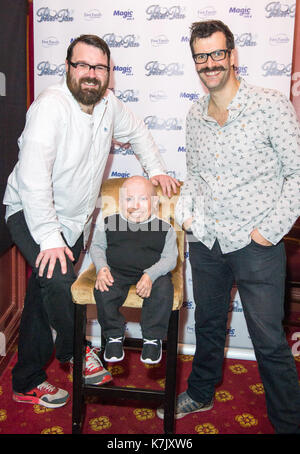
{"left": 192, "top": 49, "right": 231, "bottom": 64}
{"left": 68, "top": 61, "right": 110, "bottom": 74}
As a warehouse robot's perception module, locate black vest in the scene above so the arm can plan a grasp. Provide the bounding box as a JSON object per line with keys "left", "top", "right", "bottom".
{"left": 104, "top": 214, "right": 170, "bottom": 277}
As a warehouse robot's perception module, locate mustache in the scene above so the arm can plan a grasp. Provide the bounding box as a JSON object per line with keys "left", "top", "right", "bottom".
{"left": 198, "top": 65, "right": 226, "bottom": 74}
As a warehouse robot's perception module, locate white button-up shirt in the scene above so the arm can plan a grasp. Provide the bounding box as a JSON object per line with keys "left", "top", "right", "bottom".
{"left": 3, "top": 77, "right": 166, "bottom": 250}
{"left": 175, "top": 78, "right": 300, "bottom": 253}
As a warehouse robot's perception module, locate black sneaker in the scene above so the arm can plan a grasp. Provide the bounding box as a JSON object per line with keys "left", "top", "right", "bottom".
{"left": 141, "top": 339, "right": 162, "bottom": 364}
{"left": 104, "top": 336, "right": 124, "bottom": 362}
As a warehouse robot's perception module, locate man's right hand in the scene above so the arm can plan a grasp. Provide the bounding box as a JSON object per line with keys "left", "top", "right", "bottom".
{"left": 95, "top": 266, "right": 114, "bottom": 292}
{"left": 182, "top": 217, "right": 193, "bottom": 231}
{"left": 35, "top": 246, "right": 75, "bottom": 278}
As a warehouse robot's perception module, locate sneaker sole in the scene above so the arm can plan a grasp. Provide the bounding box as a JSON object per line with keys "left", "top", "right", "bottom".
{"left": 13, "top": 393, "right": 69, "bottom": 408}
{"left": 104, "top": 352, "right": 125, "bottom": 362}
{"left": 156, "top": 401, "right": 214, "bottom": 420}
{"left": 85, "top": 372, "right": 112, "bottom": 386}
{"left": 140, "top": 350, "right": 162, "bottom": 365}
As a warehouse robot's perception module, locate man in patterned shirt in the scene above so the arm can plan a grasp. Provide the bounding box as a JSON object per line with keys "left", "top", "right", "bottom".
{"left": 157, "top": 20, "right": 300, "bottom": 434}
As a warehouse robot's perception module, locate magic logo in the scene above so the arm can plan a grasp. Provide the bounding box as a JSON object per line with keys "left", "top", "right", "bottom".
{"left": 228, "top": 6, "right": 252, "bottom": 18}
{"left": 113, "top": 10, "right": 134, "bottom": 20}
{"left": 113, "top": 65, "right": 133, "bottom": 76}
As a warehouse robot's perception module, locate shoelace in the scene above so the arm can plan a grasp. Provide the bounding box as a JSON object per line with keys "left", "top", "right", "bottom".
{"left": 143, "top": 339, "right": 159, "bottom": 346}
{"left": 37, "top": 381, "right": 56, "bottom": 393}
{"left": 108, "top": 337, "right": 123, "bottom": 344}
{"left": 86, "top": 347, "right": 102, "bottom": 371}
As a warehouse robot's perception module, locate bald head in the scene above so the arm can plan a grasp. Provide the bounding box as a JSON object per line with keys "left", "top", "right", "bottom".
{"left": 121, "top": 176, "right": 156, "bottom": 195}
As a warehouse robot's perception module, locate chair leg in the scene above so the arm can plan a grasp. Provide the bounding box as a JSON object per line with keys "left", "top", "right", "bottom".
{"left": 163, "top": 310, "right": 179, "bottom": 434}
{"left": 72, "top": 304, "right": 87, "bottom": 434}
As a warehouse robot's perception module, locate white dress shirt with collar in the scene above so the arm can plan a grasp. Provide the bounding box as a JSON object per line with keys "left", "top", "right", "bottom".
{"left": 3, "top": 77, "right": 166, "bottom": 251}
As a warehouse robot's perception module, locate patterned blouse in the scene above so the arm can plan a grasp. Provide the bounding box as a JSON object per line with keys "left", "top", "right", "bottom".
{"left": 175, "top": 78, "right": 300, "bottom": 253}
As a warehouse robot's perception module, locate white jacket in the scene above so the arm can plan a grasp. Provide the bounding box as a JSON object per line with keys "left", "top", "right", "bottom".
{"left": 3, "top": 77, "right": 166, "bottom": 250}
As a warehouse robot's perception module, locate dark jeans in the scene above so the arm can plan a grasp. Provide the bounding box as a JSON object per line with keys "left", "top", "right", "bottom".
{"left": 7, "top": 210, "right": 83, "bottom": 393}
{"left": 94, "top": 269, "right": 173, "bottom": 339}
{"left": 187, "top": 238, "right": 300, "bottom": 434}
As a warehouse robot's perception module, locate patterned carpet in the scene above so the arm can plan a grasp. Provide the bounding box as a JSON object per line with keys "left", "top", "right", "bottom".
{"left": 0, "top": 319, "right": 299, "bottom": 437}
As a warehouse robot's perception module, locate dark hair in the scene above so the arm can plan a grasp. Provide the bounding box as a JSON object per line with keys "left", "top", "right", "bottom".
{"left": 66, "top": 34, "right": 110, "bottom": 65}
{"left": 190, "top": 20, "right": 235, "bottom": 53}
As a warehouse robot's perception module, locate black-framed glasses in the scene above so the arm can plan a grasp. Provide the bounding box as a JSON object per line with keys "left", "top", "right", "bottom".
{"left": 192, "top": 49, "right": 231, "bottom": 64}
{"left": 68, "top": 61, "right": 110, "bottom": 74}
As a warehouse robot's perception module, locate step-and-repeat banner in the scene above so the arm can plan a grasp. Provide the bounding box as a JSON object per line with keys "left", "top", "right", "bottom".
{"left": 33, "top": 0, "right": 296, "bottom": 359}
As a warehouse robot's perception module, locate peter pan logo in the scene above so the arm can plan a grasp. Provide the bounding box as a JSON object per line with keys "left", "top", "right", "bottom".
{"left": 115, "top": 89, "right": 139, "bottom": 102}
{"left": 36, "top": 7, "right": 74, "bottom": 22}
{"left": 110, "top": 144, "right": 134, "bottom": 155}
{"left": 146, "top": 5, "right": 186, "bottom": 20}
{"left": 144, "top": 116, "right": 182, "bottom": 130}
{"left": 102, "top": 33, "right": 140, "bottom": 48}
{"left": 262, "top": 61, "right": 291, "bottom": 76}
{"left": 265, "top": 2, "right": 295, "bottom": 17}
{"left": 37, "top": 62, "right": 65, "bottom": 76}
{"left": 145, "top": 61, "right": 184, "bottom": 76}
{"left": 234, "top": 33, "right": 257, "bottom": 47}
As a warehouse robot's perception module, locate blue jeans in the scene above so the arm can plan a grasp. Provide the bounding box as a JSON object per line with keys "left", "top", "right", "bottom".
{"left": 187, "top": 238, "right": 300, "bottom": 434}
{"left": 7, "top": 210, "right": 83, "bottom": 393}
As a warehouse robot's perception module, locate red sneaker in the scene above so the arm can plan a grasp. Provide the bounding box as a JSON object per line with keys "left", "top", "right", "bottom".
{"left": 13, "top": 381, "right": 69, "bottom": 408}
{"left": 84, "top": 346, "right": 112, "bottom": 385}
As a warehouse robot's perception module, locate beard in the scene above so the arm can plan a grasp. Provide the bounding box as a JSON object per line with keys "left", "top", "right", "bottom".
{"left": 66, "top": 71, "right": 109, "bottom": 106}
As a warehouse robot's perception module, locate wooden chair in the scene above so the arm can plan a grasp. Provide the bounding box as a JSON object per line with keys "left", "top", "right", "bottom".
{"left": 71, "top": 178, "right": 184, "bottom": 434}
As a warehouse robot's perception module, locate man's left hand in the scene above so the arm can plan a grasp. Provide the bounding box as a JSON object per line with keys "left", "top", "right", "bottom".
{"left": 250, "top": 228, "right": 273, "bottom": 246}
{"left": 150, "top": 174, "right": 180, "bottom": 198}
{"left": 136, "top": 273, "right": 152, "bottom": 298}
